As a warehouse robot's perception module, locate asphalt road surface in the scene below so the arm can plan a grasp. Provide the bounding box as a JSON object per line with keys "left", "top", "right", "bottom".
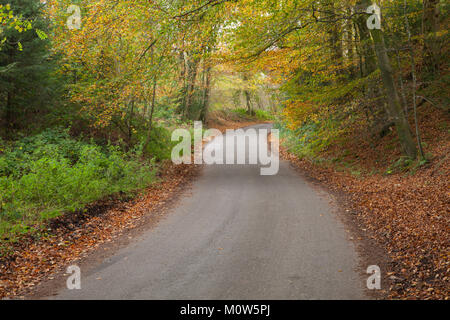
{"left": 47, "top": 124, "right": 366, "bottom": 299}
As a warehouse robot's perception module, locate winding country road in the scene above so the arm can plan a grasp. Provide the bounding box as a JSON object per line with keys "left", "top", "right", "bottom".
{"left": 46, "top": 124, "right": 366, "bottom": 299}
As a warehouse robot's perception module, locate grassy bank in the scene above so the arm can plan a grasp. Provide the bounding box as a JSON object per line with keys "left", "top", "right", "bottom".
{"left": 0, "top": 128, "right": 168, "bottom": 252}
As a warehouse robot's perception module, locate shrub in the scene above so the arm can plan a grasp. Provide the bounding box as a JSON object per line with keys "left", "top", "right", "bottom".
{"left": 255, "top": 109, "right": 274, "bottom": 120}
{"left": 0, "top": 128, "right": 156, "bottom": 243}
{"left": 277, "top": 118, "right": 343, "bottom": 159}
{"left": 144, "top": 126, "right": 174, "bottom": 161}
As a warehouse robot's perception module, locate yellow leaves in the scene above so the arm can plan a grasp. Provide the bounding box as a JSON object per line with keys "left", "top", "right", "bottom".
{"left": 282, "top": 100, "right": 317, "bottom": 130}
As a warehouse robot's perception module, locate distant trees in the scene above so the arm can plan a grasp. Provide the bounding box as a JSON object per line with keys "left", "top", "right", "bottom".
{"left": 224, "top": 0, "right": 445, "bottom": 159}
{"left": 0, "top": 0, "right": 444, "bottom": 161}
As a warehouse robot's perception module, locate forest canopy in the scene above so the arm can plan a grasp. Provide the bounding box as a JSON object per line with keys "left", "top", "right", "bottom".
{"left": 0, "top": 0, "right": 448, "bottom": 263}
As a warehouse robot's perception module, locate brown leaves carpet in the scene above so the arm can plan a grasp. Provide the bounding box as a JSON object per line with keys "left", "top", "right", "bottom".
{"left": 281, "top": 111, "right": 449, "bottom": 299}
{"left": 0, "top": 163, "right": 200, "bottom": 299}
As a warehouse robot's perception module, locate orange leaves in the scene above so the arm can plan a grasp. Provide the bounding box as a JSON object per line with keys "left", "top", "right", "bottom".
{"left": 44, "top": 0, "right": 165, "bottom": 129}
{"left": 282, "top": 100, "right": 318, "bottom": 130}
{"left": 280, "top": 113, "right": 450, "bottom": 300}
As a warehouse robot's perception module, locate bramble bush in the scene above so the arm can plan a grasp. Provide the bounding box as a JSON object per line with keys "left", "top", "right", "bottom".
{"left": 0, "top": 128, "right": 157, "bottom": 243}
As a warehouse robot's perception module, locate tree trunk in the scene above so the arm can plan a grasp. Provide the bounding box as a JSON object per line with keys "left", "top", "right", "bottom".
{"left": 183, "top": 53, "right": 200, "bottom": 119}
{"left": 330, "top": 3, "right": 343, "bottom": 76}
{"left": 242, "top": 73, "right": 254, "bottom": 115}
{"left": 405, "top": 0, "right": 425, "bottom": 159}
{"left": 363, "top": 3, "right": 417, "bottom": 158}
{"left": 244, "top": 90, "right": 253, "bottom": 115}
{"left": 200, "top": 65, "right": 212, "bottom": 123}
{"left": 355, "top": 17, "right": 376, "bottom": 77}
{"left": 395, "top": 49, "right": 409, "bottom": 117}
{"left": 345, "top": 6, "right": 357, "bottom": 78}
{"left": 422, "top": 0, "right": 440, "bottom": 75}
{"left": 143, "top": 76, "right": 158, "bottom": 152}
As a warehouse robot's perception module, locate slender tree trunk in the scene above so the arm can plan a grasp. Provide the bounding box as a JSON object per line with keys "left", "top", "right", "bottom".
{"left": 345, "top": 6, "right": 357, "bottom": 78}
{"left": 354, "top": 22, "right": 365, "bottom": 78}
{"left": 244, "top": 90, "right": 252, "bottom": 115}
{"left": 178, "top": 51, "right": 188, "bottom": 115}
{"left": 355, "top": 16, "right": 376, "bottom": 76}
{"left": 182, "top": 52, "right": 200, "bottom": 119}
{"left": 359, "top": 0, "right": 417, "bottom": 158}
{"left": 395, "top": 48, "right": 409, "bottom": 116}
{"left": 200, "top": 65, "right": 212, "bottom": 122}
{"left": 242, "top": 73, "right": 254, "bottom": 115}
{"left": 148, "top": 78, "right": 157, "bottom": 133}
{"left": 126, "top": 99, "right": 135, "bottom": 149}
{"left": 332, "top": 5, "right": 343, "bottom": 76}
{"left": 183, "top": 53, "right": 200, "bottom": 119}
{"left": 370, "top": 28, "right": 417, "bottom": 159}
{"left": 422, "top": 0, "right": 440, "bottom": 75}
{"left": 405, "top": 0, "right": 425, "bottom": 159}
{"left": 143, "top": 76, "right": 158, "bottom": 152}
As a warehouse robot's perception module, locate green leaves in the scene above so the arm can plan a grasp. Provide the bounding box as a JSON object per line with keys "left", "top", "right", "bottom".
{"left": 0, "top": 128, "right": 157, "bottom": 242}
{"left": 35, "top": 28, "right": 47, "bottom": 40}
{"left": 0, "top": 3, "right": 36, "bottom": 50}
